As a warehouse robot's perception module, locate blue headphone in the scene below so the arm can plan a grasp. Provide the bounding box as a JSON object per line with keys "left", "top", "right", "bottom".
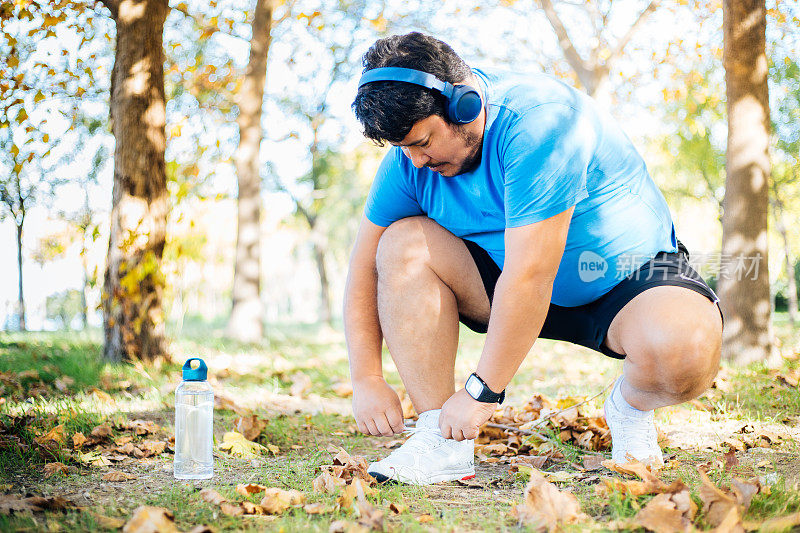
{"left": 357, "top": 67, "right": 483, "bottom": 125}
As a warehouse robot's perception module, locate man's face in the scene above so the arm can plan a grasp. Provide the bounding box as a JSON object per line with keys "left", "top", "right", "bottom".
{"left": 392, "top": 115, "right": 483, "bottom": 177}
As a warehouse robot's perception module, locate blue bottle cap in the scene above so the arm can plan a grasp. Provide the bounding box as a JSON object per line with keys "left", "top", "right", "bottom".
{"left": 182, "top": 358, "right": 208, "bottom": 381}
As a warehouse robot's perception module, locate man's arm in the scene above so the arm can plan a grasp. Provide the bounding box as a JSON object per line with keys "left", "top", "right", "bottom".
{"left": 439, "top": 206, "right": 572, "bottom": 440}
{"left": 343, "top": 215, "right": 405, "bottom": 436}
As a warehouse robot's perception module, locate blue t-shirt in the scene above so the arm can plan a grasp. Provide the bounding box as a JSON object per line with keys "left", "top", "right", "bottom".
{"left": 364, "top": 68, "right": 677, "bottom": 307}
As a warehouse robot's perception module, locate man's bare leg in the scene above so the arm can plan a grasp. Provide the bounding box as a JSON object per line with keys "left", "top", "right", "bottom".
{"left": 374, "top": 216, "right": 491, "bottom": 414}
{"left": 604, "top": 286, "right": 723, "bottom": 410}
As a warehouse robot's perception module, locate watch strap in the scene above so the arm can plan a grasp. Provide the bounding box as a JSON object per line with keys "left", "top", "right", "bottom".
{"left": 466, "top": 372, "right": 505, "bottom": 404}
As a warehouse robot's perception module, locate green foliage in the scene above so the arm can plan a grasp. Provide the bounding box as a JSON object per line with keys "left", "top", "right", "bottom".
{"left": 45, "top": 289, "right": 84, "bottom": 329}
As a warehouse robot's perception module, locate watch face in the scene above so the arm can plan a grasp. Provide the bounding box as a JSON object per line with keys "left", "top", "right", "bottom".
{"left": 466, "top": 375, "right": 483, "bottom": 399}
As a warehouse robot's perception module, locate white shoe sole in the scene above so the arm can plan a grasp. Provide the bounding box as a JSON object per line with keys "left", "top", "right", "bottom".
{"left": 368, "top": 466, "right": 475, "bottom": 485}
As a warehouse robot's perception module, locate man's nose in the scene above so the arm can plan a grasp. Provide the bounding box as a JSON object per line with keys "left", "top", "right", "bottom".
{"left": 402, "top": 146, "right": 429, "bottom": 169}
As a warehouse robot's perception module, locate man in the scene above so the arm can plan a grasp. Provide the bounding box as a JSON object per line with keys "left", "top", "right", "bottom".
{"left": 344, "top": 32, "right": 723, "bottom": 485}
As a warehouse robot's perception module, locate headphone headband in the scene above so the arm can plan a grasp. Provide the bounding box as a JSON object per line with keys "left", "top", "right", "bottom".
{"left": 357, "top": 66, "right": 482, "bottom": 125}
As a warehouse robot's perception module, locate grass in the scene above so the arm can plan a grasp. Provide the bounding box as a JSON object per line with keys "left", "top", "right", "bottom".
{"left": 0, "top": 317, "right": 798, "bottom": 531}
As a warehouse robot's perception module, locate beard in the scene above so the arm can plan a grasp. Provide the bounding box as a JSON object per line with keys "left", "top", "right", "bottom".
{"left": 449, "top": 125, "right": 483, "bottom": 176}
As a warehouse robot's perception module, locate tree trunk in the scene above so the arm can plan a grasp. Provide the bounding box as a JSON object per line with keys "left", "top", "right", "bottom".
{"left": 15, "top": 223, "right": 25, "bottom": 331}
{"left": 718, "top": 0, "right": 772, "bottom": 364}
{"left": 312, "top": 234, "right": 332, "bottom": 326}
{"left": 80, "top": 246, "right": 89, "bottom": 330}
{"left": 102, "top": 0, "right": 169, "bottom": 362}
{"left": 773, "top": 198, "right": 798, "bottom": 325}
{"left": 227, "top": 0, "right": 274, "bottom": 343}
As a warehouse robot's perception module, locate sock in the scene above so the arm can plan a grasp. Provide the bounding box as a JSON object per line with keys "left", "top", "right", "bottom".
{"left": 611, "top": 377, "right": 652, "bottom": 419}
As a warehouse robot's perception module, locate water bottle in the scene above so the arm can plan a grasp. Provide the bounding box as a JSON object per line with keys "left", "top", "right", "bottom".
{"left": 173, "top": 358, "right": 214, "bottom": 480}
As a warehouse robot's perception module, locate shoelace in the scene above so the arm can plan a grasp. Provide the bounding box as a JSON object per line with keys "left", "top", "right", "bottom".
{"left": 393, "top": 425, "right": 444, "bottom": 455}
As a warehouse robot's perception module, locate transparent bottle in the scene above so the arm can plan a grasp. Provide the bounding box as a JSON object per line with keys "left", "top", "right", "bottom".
{"left": 173, "top": 358, "right": 214, "bottom": 480}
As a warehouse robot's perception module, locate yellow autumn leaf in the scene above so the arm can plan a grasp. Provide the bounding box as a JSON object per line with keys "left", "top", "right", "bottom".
{"left": 218, "top": 431, "right": 268, "bottom": 458}
{"left": 33, "top": 91, "right": 44, "bottom": 103}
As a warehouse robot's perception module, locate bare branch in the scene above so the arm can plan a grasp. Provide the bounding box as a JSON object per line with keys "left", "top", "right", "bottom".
{"left": 538, "top": 0, "right": 593, "bottom": 89}
{"left": 608, "top": 0, "right": 658, "bottom": 66}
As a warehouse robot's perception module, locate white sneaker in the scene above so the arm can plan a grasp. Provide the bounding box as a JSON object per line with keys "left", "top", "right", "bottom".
{"left": 603, "top": 378, "right": 664, "bottom": 465}
{"left": 367, "top": 409, "right": 475, "bottom": 485}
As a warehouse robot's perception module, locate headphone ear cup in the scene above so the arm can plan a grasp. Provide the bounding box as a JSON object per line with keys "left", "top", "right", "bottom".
{"left": 448, "top": 85, "right": 483, "bottom": 124}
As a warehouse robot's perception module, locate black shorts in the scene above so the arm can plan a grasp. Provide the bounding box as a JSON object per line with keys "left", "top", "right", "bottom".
{"left": 459, "top": 240, "right": 723, "bottom": 359}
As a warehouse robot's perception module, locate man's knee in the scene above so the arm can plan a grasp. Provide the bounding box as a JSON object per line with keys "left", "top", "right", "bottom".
{"left": 648, "top": 320, "right": 722, "bottom": 401}
{"left": 375, "top": 216, "right": 431, "bottom": 280}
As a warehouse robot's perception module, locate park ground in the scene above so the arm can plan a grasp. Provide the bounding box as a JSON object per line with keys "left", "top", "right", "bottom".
{"left": 1, "top": 315, "right": 799, "bottom": 532}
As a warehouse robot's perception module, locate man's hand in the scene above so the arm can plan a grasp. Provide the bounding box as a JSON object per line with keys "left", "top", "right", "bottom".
{"left": 352, "top": 376, "right": 405, "bottom": 437}
{"left": 439, "top": 388, "right": 496, "bottom": 441}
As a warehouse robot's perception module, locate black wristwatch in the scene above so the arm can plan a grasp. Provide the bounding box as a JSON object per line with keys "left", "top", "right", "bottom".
{"left": 465, "top": 373, "right": 505, "bottom": 404}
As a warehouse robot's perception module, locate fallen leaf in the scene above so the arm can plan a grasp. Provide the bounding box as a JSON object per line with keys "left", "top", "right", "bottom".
{"left": 747, "top": 511, "right": 800, "bottom": 533}
{"left": 303, "top": 502, "right": 327, "bottom": 514}
{"left": 582, "top": 455, "right": 605, "bottom": 471}
{"left": 634, "top": 491, "right": 696, "bottom": 533}
{"left": 313, "top": 471, "right": 347, "bottom": 493}
{"left": 88, "top": 388, "right": 114, "bottom": 403}
{"left": 91, "top": 424, "right": 113, "bottom": 438}
{"left": 220, "top": 502, "right": 244, "bottom": 516}
{"left": 88, "top": 511, "right": 126, "bottom": 529}
{"left": 389, "top": 502, "right": 406, "bottom": 514}
{"left": 72, "top": 432, "right": 87, "bottom": 448}
{"left": 54, "top": 376, "right": 74, "bottom": 392}
{"left": 259, "top": 488, "right": 305, "bottom": 514}
{"left": 121, "top": 506, "right": 178, "bottom": 533}
{"left": 329, "top": 520, "right": 349, "bottom": 533}
{"left": 135, "top": 440, "right": 166, "bottom": 458}
{"left": 234, "top": 415, "right": 267, "bottom": 441}
{"left": 332, "top": 382, "right": 353, "bottom": 397}
{"left": 697, "top": 468, "right": 754, "bottom": 527}
{"left": 723, "top": 449, "right": 739, "bottom": 471}
{"left": 289, "top": 372, "right": 312, "bottom": 397}
{"left": 712, "top": 506, "right": 745, "bottom": 533}
{"left": 199, "top": 489, "right": 227, "bottom": 505}
{"left": 417, "top": 514, "right": 434, "bottom": 523}
{"left": 218, "top": 432, "right": 267, "bottom": 458}
{"left": 236, "top": 483, "right": 267, "bottom": 497}
{"left": 511, "top": 469, "right": 588, "bottom": 530}
{"left": 35, "top": 424, "right": 67, "bottom": 448}
{"left": 103, "top": 471, "right": 137, "bottom": 482}
{"left": 44, "top": 462, "right": 69, "bottom": 478}
{"left": 353, "top": 478, "right": 383, "bottom": 531}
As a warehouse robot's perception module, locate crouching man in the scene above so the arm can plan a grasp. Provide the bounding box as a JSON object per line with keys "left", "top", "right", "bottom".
{"left": 343, "top": 32, "right": 723, "bottom": 485}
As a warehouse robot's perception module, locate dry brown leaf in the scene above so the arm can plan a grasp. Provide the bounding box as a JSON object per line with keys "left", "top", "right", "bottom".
{"left": 103, "top": 471, "right": 137, "bottom": 482}
{"left": 388, "top": 502, "right": 406, "bottom": 514}
{"left": 333, "top": 382, "right": 353, "bottom": 397}
{"left": 44, "top": 462, "right": 69, "bottom": 478}
{"left": 329, "top": 520, "right": 349, "bottom": 533}
{"left": 236, "top": 483, "right": 267, "bottom": 498}
{"left": 582, "top": 455, "right": 605, "bottom": 471}
{"left": 289, "top": 372, "right": 312, "bottom": 397}
{"left": 259, "top": 488, "right": 305, "bottom": 514}
{"left": 72, "top": 432, "right": 87, "bottom": 448}
{"left": 512, "top": 455, "right": 548, "bottom": 469}
{"left": 711, "top": 506, "right": 745, "bottom": 533}
{"left": 124, "top": 420, "right": 160, "bottom": 436}
{"left": 417, "top": 514, "right": 434, "bottom": 523}
{"left": 634, "top": 491, "right": 695, "bottom": 533}
{"left": 122, "top": 506, "right": 178, "bottom": 533}
{"left": 747, "top": 511, "right": 800, "bottom": 533}
{"left": 199, "top": 488, "right": 227, "bottom": 505}
{"left": 353, "top": 478, "right": 383, "bottom": 531}
{"left": 88, "top": 511, "right": 126, "bottom": 529}
{"left": 91, "top": 424, "right": 113, "bottom": 438}
{"left": 698, "top": 469, "right": 744, "bottom": 527}
{"left": 0, "top": 494, "right": 44, "bottom": 514}
{"left": 313, "top": 471, "right": 347, "bottom": 494}
{"left": 88, "top": 388, "right": 114, "bottom": 402}
{"left": 303, "top": 502, "right": 327, "bottom": 514}
{"left": 234, "top": 415, "right": 267, "bottom": 441}
{"left": 135, "top": 440, "right": 167, "bottom": 458}
{"left": 35, "top": 424, "right": 67, "bottom": 448}
{"left": 241, "top": 501, "right": 263, "bottom": 515}
{"left": 115, "top": 435, "right": 134, "bottom": 446}
{"left": 511, "top": 469, "right": 588, "bottom": 530}
{"left": 220, "top": 502, "right": 245, "bottom": 516}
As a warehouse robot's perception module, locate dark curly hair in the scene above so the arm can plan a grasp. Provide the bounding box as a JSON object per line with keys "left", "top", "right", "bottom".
{"left": 351, "top": 32, "right": 473, "bottom": 146}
